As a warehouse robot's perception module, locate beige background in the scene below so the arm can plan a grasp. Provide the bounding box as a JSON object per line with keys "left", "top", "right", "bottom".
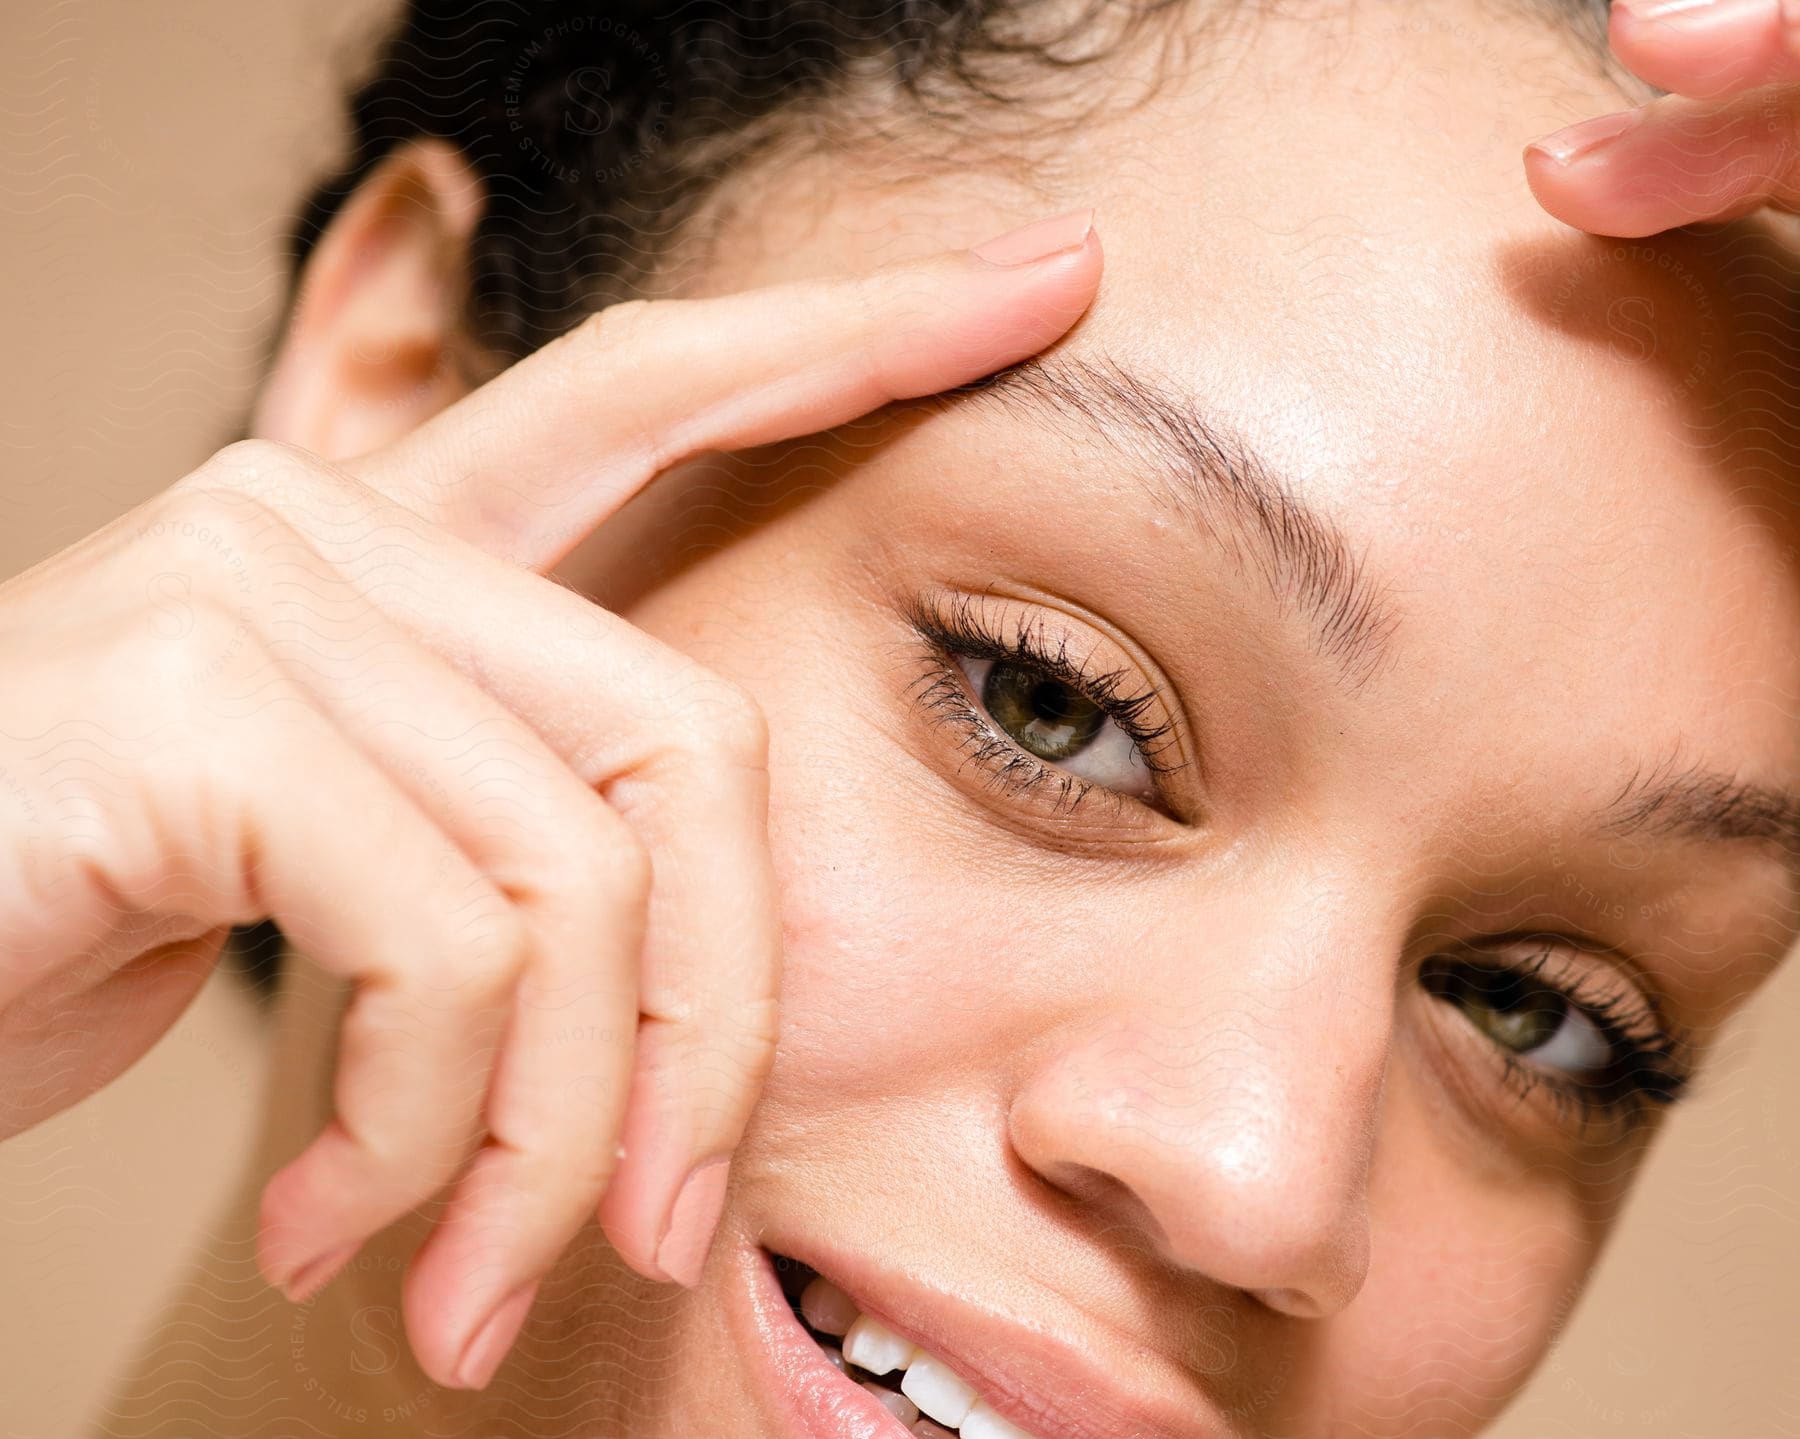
{"left": 0, "top": 2, "right": 1795, "bottom": 1435}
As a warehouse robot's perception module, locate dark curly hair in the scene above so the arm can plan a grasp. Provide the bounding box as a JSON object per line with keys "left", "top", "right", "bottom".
{"left": 285, "top": 0, "right": 1204, "bottom": 361}
{"left": 232, "top": 0, "right": 1626, "bottom": 995}
{"left": 284, "top": 0, "right": 1627, "bottom": 361}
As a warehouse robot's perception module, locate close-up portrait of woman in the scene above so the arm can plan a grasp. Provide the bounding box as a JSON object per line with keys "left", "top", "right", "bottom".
{"left": 1, "top": 0, "right": 1797, "bottom": 1435}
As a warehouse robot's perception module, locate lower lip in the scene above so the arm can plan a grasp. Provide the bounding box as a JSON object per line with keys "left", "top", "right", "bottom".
{"left": 727, "top": 1241, "right": 918, "bottom": 1439}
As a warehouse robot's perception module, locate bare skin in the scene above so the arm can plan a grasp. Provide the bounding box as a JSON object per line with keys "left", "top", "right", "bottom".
{"left": 0, "top": 212, "right": 1102, "bottom": 1384}
{"left": 5, "top": 2, "right": 1792, "bottom": 1436}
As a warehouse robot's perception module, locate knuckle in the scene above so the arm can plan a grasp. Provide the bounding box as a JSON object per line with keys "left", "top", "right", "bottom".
{"left": 120, "top": 592, "right": 265, "bottom": 700}
{"left": 156, "top": 461, "right": 323, "bottom": 582}
{"left": 183, "top": 437, "right": 313, "bottom": 501}
{"left": 494, "top": 794, "right": 649, "bottom": 939}
{"left": 573, "top": 297, "right": 659, "bottom": 354}
{"left": 177, "top": 439, "right": 356, "bottom": 543}
{"left": 725, "top": 996, "right": 782, "bottom": 1084}
{"left": 499, "top": 1118, "right": 622, "bottom": 1197}
{"left": 566, "top": 298, "right": 672, "bottom": 467}
{"left": 589, "top": 811, "right": 653, "bottom": 906}
{"left": 436, "top": 901, "right": 532, "bottom": 1001}
{"left": 146, "top": 479, "right": 290, "bottom": 563}
{"left": 664, "top": 669, "right": 771, "bottom": 770}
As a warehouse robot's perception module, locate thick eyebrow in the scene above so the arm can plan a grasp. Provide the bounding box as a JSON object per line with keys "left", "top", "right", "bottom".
{"left": 950, "top": 357, "right": 1800, "bottom": 884}
{"left": 953, "top": 352, "right": 1400, "bottom": 690}
{"left": 1603, "top": 754, "right": 1800, "bottom": 875}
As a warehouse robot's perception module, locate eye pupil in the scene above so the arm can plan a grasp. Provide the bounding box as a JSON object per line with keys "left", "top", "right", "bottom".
{"left": 1430, "top": 962, "right": 1567, "bottom": 1055}
{"left": 1478, "top": 988, "right": 1563, "bottom": 1053}
{"left": 984, "top": 660, "right": 1105, "bottom": 761}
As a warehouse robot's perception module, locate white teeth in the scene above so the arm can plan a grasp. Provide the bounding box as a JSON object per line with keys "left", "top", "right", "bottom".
{"left": 799, "top": 1275, "right": 1049, "bottom": 1439}
{"left": 900, "top": 1353, "right": 978, "bottom": 1429}
{"left": 842, "top": 1314, "right": 918, "bottom": 1376}
{"left": 958, "top": 1400, "right": 1034, "bottom": 1439}
{"left": 801, "top": 1277, "right": 860, "bottom": 1337}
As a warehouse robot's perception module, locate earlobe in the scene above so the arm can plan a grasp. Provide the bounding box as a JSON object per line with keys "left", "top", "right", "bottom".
{"left": 252, "top": 137, "right": 486, "bottom": 461}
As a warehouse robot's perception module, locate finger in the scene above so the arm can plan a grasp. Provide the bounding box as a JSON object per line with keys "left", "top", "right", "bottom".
{"left": 593, "top": 675, "right": 780, "bottom": 1292}
{"left": 349, "top": 208, "right": 1101, "bottom": 569}
{"left": 287, "top": 641, "right": 651, "bottom": 1392}
{"left": 251, "top": 760, "right": 522, "bottom": 1301}
{"left": 1610, "top": 0, "right": 1800, "bottom": 100}
{"left": 173, "top": 505, "right": 651, "bottom": 1387}
{"left": 172, "top": 460, "right": 787, "bottom": 1316}
{"left": 309, "top": 509, "right": 782, "bottom": 1300}
{"left": 79, "top": 646, "right": 529, "bottom": 1297}
{"left": 165, "top": 468, "right": 776, "bottom": 1376}
{"left": 396, "top": 802, "right": 648, "bottom": 1390}
{"left": 1523, "top": 84, "right": 1800, "bottom": 235}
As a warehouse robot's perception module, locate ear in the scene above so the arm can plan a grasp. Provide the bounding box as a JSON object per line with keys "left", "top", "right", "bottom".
{"left": 251, "top": 138, "right": 486, "bottom": 460}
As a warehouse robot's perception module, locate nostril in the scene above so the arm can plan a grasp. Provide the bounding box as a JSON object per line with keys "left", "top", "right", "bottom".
{"left": 1255, "top": 1286, "right": 1325, "bottom": 1319}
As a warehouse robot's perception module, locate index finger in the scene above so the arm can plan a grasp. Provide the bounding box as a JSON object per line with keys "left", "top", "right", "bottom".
{"left": 1523, "top": 87, "right": 1800, "bottom": 237}
{"left": 1609, "top": 0, "right": 1800, "bottom": 100}
{"left": 351, "top": 208, "right": 1101, "bottom": 570}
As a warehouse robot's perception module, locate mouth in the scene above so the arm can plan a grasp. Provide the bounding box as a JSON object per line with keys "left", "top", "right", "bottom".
{"left": 771, "top": 1251, "right": 1040, "bottom": 1439}
{"left": 730, "top": 1236, "right": 1236, "bottom": 1439}
{"left": 732, "top": 1242, "right": 1048, "bottom": 1439}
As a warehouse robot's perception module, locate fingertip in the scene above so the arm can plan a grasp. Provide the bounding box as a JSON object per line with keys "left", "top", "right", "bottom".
{"left": 972, "top": 209, "right": 1104, "bottom": 321}
{"left": 283, "top": 1241, "right": 361, "bottom": 1303}
{"left": 1606, "top": 0, "right": 1797, "bottom": 98}
{"left": 868, "top": 218, "right": 1103, "bottom": 402}
{"left": 596, "top": 1144, "right": 732, "bottom": 1289}
{"left": 1520, "top": 117, "right": 1665, "bottom": 236}
{"left": 254, "top": 1167, "right": 313, "bottom": 1293}
{"left": 451, "top": 1279, "right": 540, "bottom": 1390}
{"left": 968, "top": 206, "right": 1098, "bottom": 268}
{"left": 979, "top": 231, "right": 1104, "bottom": 363}
{"left": 652, "top": 1155, "right": 731, "bottom": 1288}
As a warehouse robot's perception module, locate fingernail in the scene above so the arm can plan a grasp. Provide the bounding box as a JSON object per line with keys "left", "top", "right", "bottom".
{"left": 1617, "top": 0, "right": 1773, "bottom": 33}
{"left": 970, "top": 208, "right": 1096, "bottom": 267}
{"left": 453, "top": 1279, "right": 539, "bottom": 1390}
{"left": 281, "top": 1241, "right": 359, "bottom": 1302}
{"left": 1615, "top": 0, "right": 1723, "bottom": 23}
{"left": 654, "top": 1155, "right": 731, "bottom": 1287}
{"left": 1527, "top": 109, "right": 1643, "bottom": 166}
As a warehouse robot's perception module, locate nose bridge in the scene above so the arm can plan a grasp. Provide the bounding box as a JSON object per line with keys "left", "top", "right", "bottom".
{"left": 1006, "top": 897, "right": 1394, "bottom": 1318}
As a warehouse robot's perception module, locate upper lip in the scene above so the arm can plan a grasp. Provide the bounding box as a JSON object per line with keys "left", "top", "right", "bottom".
{"left": 767, "top": 1232, "right": 1246, "bottom": 1439}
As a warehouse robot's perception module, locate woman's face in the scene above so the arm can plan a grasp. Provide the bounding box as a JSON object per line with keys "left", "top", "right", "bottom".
{"left": 339, "top": 7, "right": 1799, "bottom": 1437}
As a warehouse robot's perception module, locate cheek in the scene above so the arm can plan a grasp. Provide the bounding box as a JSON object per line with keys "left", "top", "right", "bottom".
{"left": 1295, "top": 1091, "right": 1600, "bottom": 1436}
{"left": 750, "top": 739, "right": 1013, "bottom": 1111}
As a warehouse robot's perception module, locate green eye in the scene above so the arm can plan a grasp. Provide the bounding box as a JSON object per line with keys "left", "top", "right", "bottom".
{"left": 1423, "top": 960, "right": 1611, "bottom": 1073}
{"left": 1458, "top": 970, "right": 1564, "bottom": 1053}
{"left": 982, "top": 660, "right": 1106, "bottom": 762}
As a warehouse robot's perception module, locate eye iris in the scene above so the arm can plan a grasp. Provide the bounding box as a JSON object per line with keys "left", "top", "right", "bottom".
{"left": 983, "top": 660, "right": 1105, "bottom": 761}
{"left": 1464, "top": 969, "right": 1565, "bottom": 1054}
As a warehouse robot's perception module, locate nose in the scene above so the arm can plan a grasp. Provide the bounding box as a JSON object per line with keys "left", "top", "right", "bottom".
{"left": 1005, "top": 925, "right": 1389, "bottom": 1319}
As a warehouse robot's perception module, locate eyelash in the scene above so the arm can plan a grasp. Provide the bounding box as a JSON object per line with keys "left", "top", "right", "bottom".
{"left": 896, "top": 589, "right": 1184, "bottom": 818}
{"left": 1423, "top": 939, "right": 1693, "bottom": 1135}
{"left": 896, "top": 591, "right": 1690, "bottom": 1138}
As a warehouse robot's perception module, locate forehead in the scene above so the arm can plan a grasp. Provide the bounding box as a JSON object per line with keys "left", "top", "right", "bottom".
{"left": 1035, "top": 6, "right": 1800, "bottom": 760}
{"left": 694, "top": 0, "right": 1800, "bottom": 774}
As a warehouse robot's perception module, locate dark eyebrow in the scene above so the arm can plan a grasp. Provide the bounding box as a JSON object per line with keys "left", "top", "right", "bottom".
{"left": 951, "top": 358, "right": 1800, "bottom": 884}
{"left": 954, "top": 352, "right": 1399, "bottom": 690}
{"left": 1603, "top": 754, "right": 1800, "bottom": 873}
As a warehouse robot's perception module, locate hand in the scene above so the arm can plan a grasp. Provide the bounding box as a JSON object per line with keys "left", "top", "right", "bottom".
{"left": 1524, "top": 0, "right": 1800, "bottom": 236}
{"left": 0, "top": 210, "right": 1101, "bottom": 1388}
